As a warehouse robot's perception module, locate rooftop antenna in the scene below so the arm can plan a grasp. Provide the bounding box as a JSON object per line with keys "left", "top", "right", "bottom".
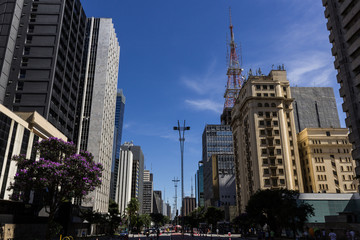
{"left": 191, "top": 176, "right": 194, "bottom": 198}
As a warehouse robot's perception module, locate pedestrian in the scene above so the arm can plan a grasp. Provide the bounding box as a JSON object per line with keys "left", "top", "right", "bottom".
{"left": 321, "top": 229, "right": 326, "bottom": 240}
{"left": 270, "top": 230, "right": 275, "bottom": 240}
{"left": 349, "top": 230, "right": 355, "bottom": 240}
{"left": 329, "top": 229, "right": 336, "bottom": 240}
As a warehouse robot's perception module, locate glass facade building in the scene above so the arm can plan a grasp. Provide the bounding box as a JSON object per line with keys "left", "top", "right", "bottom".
{"left": 202, "top": 124, "right": 234, "bottom": 207}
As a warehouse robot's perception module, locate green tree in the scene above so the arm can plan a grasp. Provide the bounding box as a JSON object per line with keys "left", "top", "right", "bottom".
{"left": 126, "top": 198, "right": 140, "bottom": 232}
{"left": 140, "top": 214, "right": 151, "bottom": 228}
{"left": 187, "top": 207, "right": 206, "bottom": 229}
{"left": 108, "top": 199, "right": 122, "bottom": 235}
{"left": 8, "top": 138, "right": 103, "bottom": 240}
{"left": 150, "top": 213, "right": 165, "bottom": 227}
{"left": 246, "top": 189, "right": 314, "bottom": 236}
{"left": 204, "top": 207, "right": 225, "bottom": 231}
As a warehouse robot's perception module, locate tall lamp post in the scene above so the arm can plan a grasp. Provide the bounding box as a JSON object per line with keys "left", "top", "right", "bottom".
{"left": 173, "top": 120, "right": 190, "bottom": 232}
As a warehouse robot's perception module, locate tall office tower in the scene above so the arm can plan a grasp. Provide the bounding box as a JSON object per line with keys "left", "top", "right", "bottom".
{"left": 231, "top": 70, "right": 304, "bottom": 213}
{"left": 182, "top": 197, "right": 196, "bottom": 216}
{"left": 291, "top": 87, "right": 340, "bottom": 133}
{"left": 0, "top": 104, "right": 67, "bottom": 199}
{"left": 323, "top": 0, "right": 360, "bottom": 179}
{"left": 142, "top": 170, "right": 153, "bottom": 214}
{"left": 298, "top": 128, "right": 358, "bottom": 193}
{"left": 166, "top": 203, "right": 171, "bottom": 219}
{"left": 195, "top": 162, "right": 204, "bottom": 207}
{"left": 116, "top": 144, "right": 133, "bottom": 214}
{"left": 110, "top": 89, "right": 126, "bottom": 201}
{"left": 210, "top": 154, "right": 236, "bottom": 207}
{"left": 3, "top": 0, "right": 87, "bottom": 140}
{"left": 202, "top": 124, "right": 234, "bottom": 207}
{"left": 153, "top": 190, "right": 162, "bottom": 214}
{"left": 130, "top": 145, "right": 144, "bottom": 213}
{"left": 77, "top": 18, "right": 120, "bottom": 213}
{"left": 0, "top": 0, "right": 24, "bottom": 101}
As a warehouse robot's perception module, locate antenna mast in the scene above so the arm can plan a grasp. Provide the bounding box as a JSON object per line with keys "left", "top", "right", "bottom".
{"left": 224, "top": 7, "right": 244, "bottom": 109}
{"left": 172, "top": 177, "right": 180, "bottom": 217}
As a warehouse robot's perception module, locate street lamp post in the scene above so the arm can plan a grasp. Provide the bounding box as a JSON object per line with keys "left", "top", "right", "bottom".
{"left": 173, "top": 120, "right": 190, "bottom": 234}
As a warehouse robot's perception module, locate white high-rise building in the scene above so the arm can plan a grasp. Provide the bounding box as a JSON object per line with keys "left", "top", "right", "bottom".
{"left": 77, "top": 18, "right": 120, "bottom": 213}
{"left": 116, "top": 143, "right": 134, "bottom": 214}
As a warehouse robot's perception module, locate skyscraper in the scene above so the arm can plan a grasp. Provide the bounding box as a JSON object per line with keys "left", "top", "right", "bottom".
{"left": 142, "top": 170, "right": 153, "bottom": 214}
{"left": 153, "top": 190, "right": 162, "bottom": 214}
{"left": 118, "top": 142, "right": 144, "bottom": 213}
{"left": 231, "top": 70, "right": 304, "bottom": 213}
{"left": 195, "top": 162, "right": 204, "bottom": 207}
{"left": 77, "top": 18, "right": 120, "bottom": 213}
{"left": 116, "top": 144, "right": 133, "bottom": 214}
{"left": 322, "top": 0, "right": 360, "bottom": 180}
{"left": 0, "top": 0, "right": 24, "bottom": 101}
{"left": 202, "top": 124, "right": 234, "bottom": 207}
{"left": 3, "top": 0, "right": 87, "bottom": 140}
{"left": 291, "top": 87, "right": 340, "bottom": 133}
{"left": 110, "top": 89, "right": 126, "bottom": 201}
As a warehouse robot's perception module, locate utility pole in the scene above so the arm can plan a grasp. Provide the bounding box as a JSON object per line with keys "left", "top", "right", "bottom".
{"left": 173, "top": 120, "right": 190, "bottom": 235}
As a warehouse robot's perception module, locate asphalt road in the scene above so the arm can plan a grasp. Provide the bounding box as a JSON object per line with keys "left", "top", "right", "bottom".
{"left": 128, "top": 233, "right": 244, "bottom": 240}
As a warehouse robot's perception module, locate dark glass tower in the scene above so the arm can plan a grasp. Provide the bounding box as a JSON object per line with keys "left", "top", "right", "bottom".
{"left": 110, "top": 89, "right": 126, "bottom": 201}
{"left": 3, "top": 0, "right": 87, "bottom": 140}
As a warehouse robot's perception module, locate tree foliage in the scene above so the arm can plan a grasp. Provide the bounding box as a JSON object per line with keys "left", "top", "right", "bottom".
{"left": 108, "top": 199, "right": 122, "bottom": 235}
{"left": 204, "top": 207, "right": 225, "bottom": 229}
{"left": 127, "top": 198, "right": 140, "bottom": 232}
{"left": 8, "top": 137, "right": 103, "bottom": 239}
{"left": 150, "top": 213, "right": 165, "bottom": 227}
{"left": 245, "top": 189, "right": 314, "bottom": 235}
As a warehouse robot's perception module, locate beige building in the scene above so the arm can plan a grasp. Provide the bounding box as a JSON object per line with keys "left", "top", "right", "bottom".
{"left": 0, "top": 104, "right": 67, "bottom": 200}
{"left": 182, "top": 197, "right": 196, "bottom": 216}
{"left": 298, "top": 128, "right": 358, "bottom": 193}
{"left": 231, "top": 70, "right": 303, "bottom": 213}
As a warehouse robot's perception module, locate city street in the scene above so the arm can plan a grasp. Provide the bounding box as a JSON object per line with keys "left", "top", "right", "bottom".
{"left": 128, "top": 233, "right": 244, "bottom": 240}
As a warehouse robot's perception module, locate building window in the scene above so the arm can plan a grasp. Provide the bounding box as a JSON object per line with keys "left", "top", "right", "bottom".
{"left": 258, "top": 112, "right": 263, "bottom": 116}
{"left": 262, "top": 149, "right": 267, "bottom": 154}
{"left": 256, "top": 85, "right": 260, "bottom": 90}
{"left": 273, "top": 121, "right": 278, "bottom": 126}
{"left": 261, "top": 139, "right": 266, "bottom": 144}
{"left": 274, "top": 130, "right": 279, "bottom": 135}
{"left": 278, "top": 159, "right": 282, "bottom": 164}
{"left": 264, "top": 93, "right": 268, "bottom": 97}
{"left": 326, "top": 131, "right": 331, "bottom": 136}
{"left": 258, "top": 103, "right": 263, "bottom": 107}
{"left": 263, "top": 85, "right": 267, "bottom": 90}
{"left": 280, "top": 179, "right": 285, "bottom": 184}
{"left": 260, "top": 130, "right": 266, "bottom": 135}
{"left": 277, "top": 149, "right": 281, "bottom": 155}
{"left": 259, "top": 120, "right": 264, "bottom": 126}
{"left": 265, "top": 179, "right": 270, "bottom": 185}
{"left": 272, "top": 112, "right": 277, "bottom": 117}
{"left": 263, "top": 159, "right": 268, "bottom": 164}
{"left": 269, "top": 85, "right": 274, "bottom": 90}
{"left": 264, "top": 169, "right": 269, "bottom": 175}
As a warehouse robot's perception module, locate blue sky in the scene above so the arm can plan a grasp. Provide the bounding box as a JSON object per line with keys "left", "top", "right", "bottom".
{"left": 83, "top": 0, "right": 344, "bottom": 210}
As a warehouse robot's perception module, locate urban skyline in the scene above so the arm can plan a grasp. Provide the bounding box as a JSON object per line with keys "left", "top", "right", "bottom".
{"left": 82, "top": 0, "right": 346, "bottom": 208}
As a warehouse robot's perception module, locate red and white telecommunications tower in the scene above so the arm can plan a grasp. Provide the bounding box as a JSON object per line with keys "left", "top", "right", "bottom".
{"left": 223, "top": 8, "right": 244, "bottom": 109}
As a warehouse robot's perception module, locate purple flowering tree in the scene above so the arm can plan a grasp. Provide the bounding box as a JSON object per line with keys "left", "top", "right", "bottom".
{"left": 8, "top": 137, "right": 103, "bottom": 239}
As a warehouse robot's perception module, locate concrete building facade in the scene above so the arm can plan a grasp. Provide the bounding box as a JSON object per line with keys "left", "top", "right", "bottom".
{"left": 3, "top": 0, "right": 87, "bottom": 140}
{"left": 291, "top": 87, "right": 341, "bottom": 133}
{"left": 202, "top": 124, "right": 234, "bottom": 207}
{"left": 116, "top": 145, "right": 133, "bottom": 214}
{"left": 153, "top": 190, "right": 162, "bottom": 214}
{"left": 182, "top": 197, "right": 196, "bottom": 217}
{"left": 322, "top": 0, "right": 360, "bottom": 179}
{"left": 0, "top": 104, "right": 67, "bottom": 200}
{"left": 231, "top": 70, "right": 304, "bottom": 213}
{"left": 142, "top": 170, "right": 153, "bottom": 214}
{"left": 77, "top": 18, "right": 120, "bottom": 213}
{"left": 0, "top": 0, "right": 24, "bottom": 102}
{"left": 298, "top": 128, "right": 358, "bottom": 193}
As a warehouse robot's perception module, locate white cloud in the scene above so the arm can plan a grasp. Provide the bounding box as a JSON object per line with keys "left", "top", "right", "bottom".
{"left": 185, "top": 99, "right": 222, "bottom": 113}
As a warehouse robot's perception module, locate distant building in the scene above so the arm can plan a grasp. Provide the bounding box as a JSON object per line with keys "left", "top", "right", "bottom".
{"left": 323, "top": 0, "right": 360, "bottom": 180}
{"left": 110, "top": 90, "right": 126, "bottom": 201}
{"left": 116, "top": 144, "right": 133, "bottom": 214}
{"left": 153, "top": 190, "right": 162, "bottom": 214}
{"left": 291, "top": 87, "right": 340, "bottom": 133}
{"left": 166, "top": 203, "right": 171, "bottom": 219}
{"left": 298, "top": 128, "right": 358, "bottom": 193}
{"left": 0, "top": 104, "right": 67, "bottom": 199}
{"left": 202, "top": 124, "right": 234, "bottom": 207}
{"left": 231, "top": 70, "right": 304, "bottom": 213}
{"left": 182, "top": 197, "right": 196, "bottom": 216}
{"left": 142, "top": 170, "right": 153, "bottom": 214}
{"left": 77, "top": 18, "right": 120, "bottom": 213}
{"left": 195, "top": 162, "right": 204, "bottom": 207}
